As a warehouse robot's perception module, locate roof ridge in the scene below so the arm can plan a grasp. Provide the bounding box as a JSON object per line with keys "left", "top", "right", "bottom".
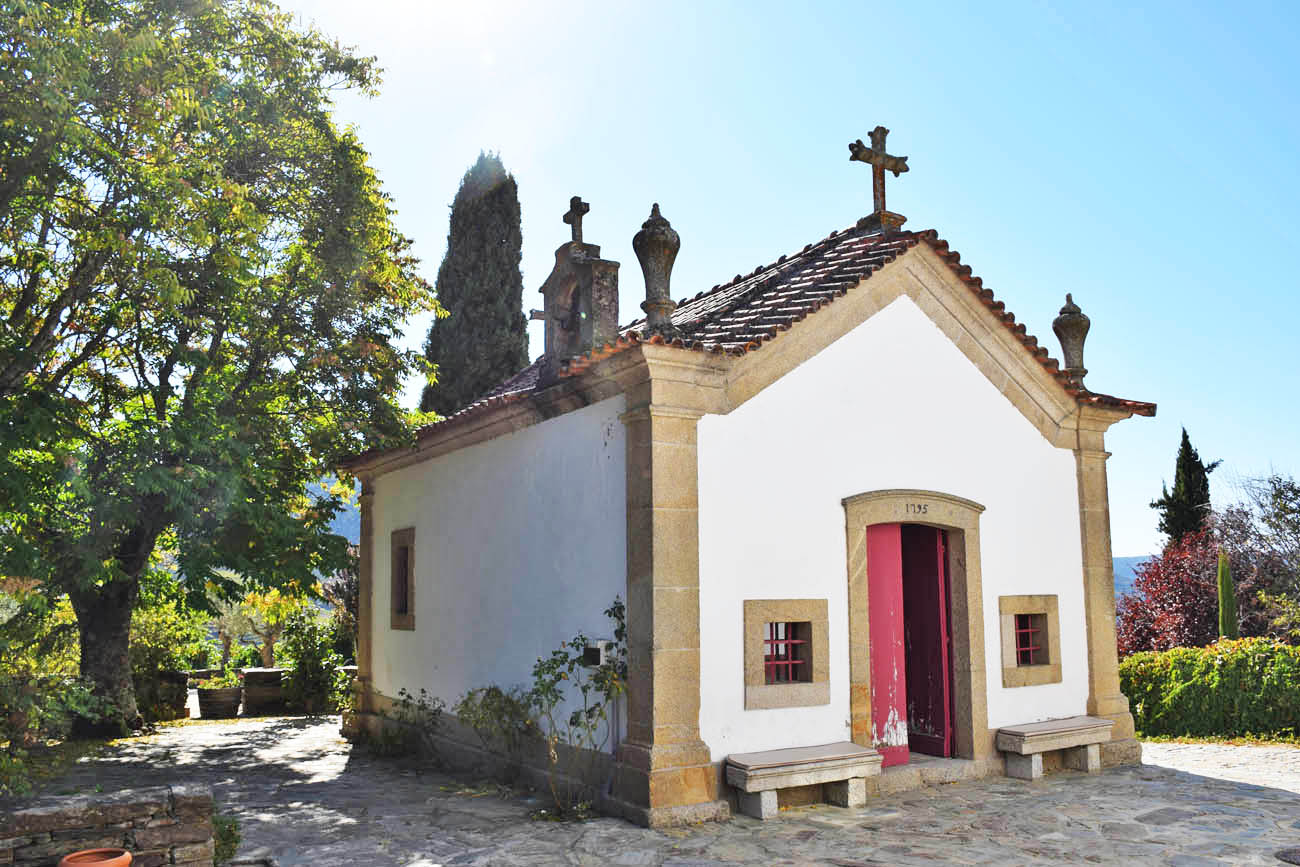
{"left": 391, "top": 221, "right": 1154, "bottom": 455}
{"left": 671, "top": 222, "right": 917, "bottom": 321}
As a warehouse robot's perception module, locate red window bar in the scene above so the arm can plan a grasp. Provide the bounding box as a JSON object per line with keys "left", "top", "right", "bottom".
{"left": 764, "top": 622, "right": 807, "bottom": 683}
{"left": 1015, "top": 613, "right": 1043, "bottom": 665}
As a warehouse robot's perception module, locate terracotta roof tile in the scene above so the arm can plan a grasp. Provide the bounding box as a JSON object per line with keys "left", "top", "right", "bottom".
{"left": 397, "top": 221, "right": 1155, "bottom": 450}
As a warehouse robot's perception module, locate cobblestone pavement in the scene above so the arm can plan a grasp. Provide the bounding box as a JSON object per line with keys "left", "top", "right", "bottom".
{"left": 31, "top": 716, "right": 1300, "bottom": 866}
{"left": 1143, "top": 741, "right": 1300, "bottom": 795}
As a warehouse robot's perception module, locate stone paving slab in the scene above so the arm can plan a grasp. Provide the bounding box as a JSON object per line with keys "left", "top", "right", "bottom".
{"left": 21, "top": 717, "right": 1300, "bottom": 866}
{"left": 1143, "top": 741, "right": 1300, "bottom": 794}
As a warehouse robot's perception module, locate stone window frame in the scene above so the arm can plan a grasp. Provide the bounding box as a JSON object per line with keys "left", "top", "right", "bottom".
{"left": 390, "top": 527, "right": 416, "bottom": 631}
{"left": 998, "top": 594, "right": 1061, "bottom": 687}
{"left": 842, "top": 489, "right": 991, "bottom": 763}
{"left": 743, "top": 599, "right": 830, "bottom": 710}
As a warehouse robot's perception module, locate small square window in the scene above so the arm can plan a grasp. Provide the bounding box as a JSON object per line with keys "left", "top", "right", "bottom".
{"left": 1014, "top": 613, "right": 1048, "bottom": 666}
{"left": 744, "top": 600, "right": 830, "bottom": 709}
{"left": 999, "top": 595, "right": 1061, "bottom": 687}
{"left": 764, "top": 621, "right": 812, "bottom": 684}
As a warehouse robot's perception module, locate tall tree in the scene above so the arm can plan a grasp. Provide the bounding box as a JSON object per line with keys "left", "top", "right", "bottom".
{"left": 419, "top": 153, "right": 527, "bottom": 416}
{"left": 1216, "top": 548, "right": 1238, "bottom": 639}
{"left": 1151, "top": 428, "right": 1221, "bottom": 546}
{"left": 1243, "top": 474, "right": 1300, "bottom": 585}
{"left": 0, "top": 0, "right": 438, "bottom": 731}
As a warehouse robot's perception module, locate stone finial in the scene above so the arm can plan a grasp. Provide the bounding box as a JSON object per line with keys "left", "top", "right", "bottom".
{"left": 1052, "top": 293, "right": 1090, "bottom": 387}
{"left": 633, "top": 203, "right": 680, "bottom": 339}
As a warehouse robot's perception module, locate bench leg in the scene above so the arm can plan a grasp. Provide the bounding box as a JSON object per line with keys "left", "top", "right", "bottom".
{"left": 1005, "top": 753, "right": 1043, "bottom": 781}
{"left": 825, "top": 777, "right": 867, "bottom": 808}
{"left": 1064, "top": 743, "right": 1101, "bottom": 774}
{"left": 738, "top": 789, "right": 778, "bottom": 820}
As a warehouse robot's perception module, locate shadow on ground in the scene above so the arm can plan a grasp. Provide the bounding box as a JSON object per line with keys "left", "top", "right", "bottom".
{"left": 24, "top": 716, "right": 1300, "bottom": 866}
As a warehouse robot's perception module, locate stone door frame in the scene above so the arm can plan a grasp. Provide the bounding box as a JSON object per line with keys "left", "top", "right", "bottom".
{"left": 843, "top": 488, "right": 994, "bottom": 763}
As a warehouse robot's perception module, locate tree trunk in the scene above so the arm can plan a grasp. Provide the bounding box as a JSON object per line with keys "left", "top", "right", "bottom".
{"left": 66, "top": 512, "right": 163, "bottom": 735}
{"left": 260, "top": 638, "right": 274, "bottom": 668}
{"left": 68, "top": 578, "right": 141, "bottom": 735}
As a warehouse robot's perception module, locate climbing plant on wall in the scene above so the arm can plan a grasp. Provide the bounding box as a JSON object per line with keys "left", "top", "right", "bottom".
{"left": 529, "top": 597, "right": 628, "bottom": 818}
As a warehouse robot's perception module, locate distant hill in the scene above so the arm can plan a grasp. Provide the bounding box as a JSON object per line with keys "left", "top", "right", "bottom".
{"left": 331, "top": 503, "right": 360, "bottom": 544}
{"left": 1113, "top": 556, "right": 1151, "bottom": 598}
{"left": 307, "top": 479, "right": 361, "bottom": 545}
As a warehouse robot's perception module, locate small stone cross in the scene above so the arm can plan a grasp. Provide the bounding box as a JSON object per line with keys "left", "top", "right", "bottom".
{"left": 848, "top": 126, "right": 909, "bottom": 216}
{"left": 563, "top": 196, "right": 590, "bottom": 244}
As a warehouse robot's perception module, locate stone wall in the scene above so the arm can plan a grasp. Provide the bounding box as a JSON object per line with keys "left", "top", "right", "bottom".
{"left": 0, "top": 785, "right": 214, "bottom": 867}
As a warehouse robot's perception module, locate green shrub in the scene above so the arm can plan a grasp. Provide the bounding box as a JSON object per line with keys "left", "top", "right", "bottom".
{"left": 213, "top": 813, "right": 240, "bottom": 864}
{"left": 1, "top": 593, "right": 79, "bottom": 676}
{"left": 130, "top": 600, "right": 214, "bottom": 676}
{"left": 0, "top": 675, "right": 108, "bottom": 797}
{"left": 370, "top": 688, "right": 445, "bottom": 757}
{"left": 322, "top": 559, "right": 359, "bottom": 665}
{"left": 230, "top": 643, "right": 263, "bottom": 670}
{"left": 0, "top": 751, "right": 30, "bottom": 799}
{"left": 529, "top": 597, "right": 627, "bottom": 818}
{"left": 1, "top": 592, "right": 108, "bottom": 796}
{"left": 453, "top": 685, "right": 537, "bottom": 779}
{"left": 1120, "top": 637, "right": 1300, "bottom": 737}
{"left": 280, "top": 609, "right": 343, "bottom": 713}
{"left": 196, "top": 670, "right": 240, "bottom": 689}
{"left": 130, "top": 600, "right": 214, "bottom": 721}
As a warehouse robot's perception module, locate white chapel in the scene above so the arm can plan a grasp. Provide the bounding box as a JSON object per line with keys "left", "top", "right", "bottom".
{"left": 342, "top": 128, "right": 1155, "bottom": 825}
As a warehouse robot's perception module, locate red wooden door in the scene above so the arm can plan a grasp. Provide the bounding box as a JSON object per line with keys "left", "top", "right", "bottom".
{"left": 901, "top": 524, "right": 953, "bottom": 757}
{"left": 866, "top": 523, "right": 909, "bottom": 767}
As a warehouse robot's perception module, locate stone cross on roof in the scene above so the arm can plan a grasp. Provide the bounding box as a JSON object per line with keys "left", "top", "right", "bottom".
{"left": 563, "top": 195, "right": 590, "bottom": 244}
{"left": 849, "top": 126, "right": 910, "bottom": 230}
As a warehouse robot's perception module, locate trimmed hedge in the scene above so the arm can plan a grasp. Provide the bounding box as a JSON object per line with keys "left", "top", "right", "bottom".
{"left": 1119, "top": 637, "right": 1300, "bottom": 737}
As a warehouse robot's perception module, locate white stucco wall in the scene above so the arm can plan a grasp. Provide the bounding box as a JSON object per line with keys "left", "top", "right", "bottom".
{"left": 370, "top": 395, "right": 627, "bottom": 734}
{"left": 697, "top": 295, "right": 1089, "bottom": 761}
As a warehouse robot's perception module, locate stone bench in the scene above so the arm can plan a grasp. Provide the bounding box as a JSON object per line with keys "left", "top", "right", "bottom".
{"left": 996, "top": 715, "right": 1114, "bottom": 780}
{"left": 725, "top": 741, "right": 883, "bottom": 819}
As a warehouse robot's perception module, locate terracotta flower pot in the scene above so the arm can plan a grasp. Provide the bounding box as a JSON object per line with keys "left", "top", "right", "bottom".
{"left": 59, "top": 848, "right": 132, "bottom": 866}
{"left": 197, "top": 686, "right": 242, "bottom": 719}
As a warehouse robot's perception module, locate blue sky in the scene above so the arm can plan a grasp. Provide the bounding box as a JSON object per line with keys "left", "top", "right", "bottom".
{"left": 280, "top": 0, "right": 1297, "bottom": 556}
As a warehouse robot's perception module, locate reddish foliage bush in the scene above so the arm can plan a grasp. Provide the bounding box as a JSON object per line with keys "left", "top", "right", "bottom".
{"left": 1117, "top": 531, "right": 1218, "bottom": 655}
{"left": 1116, "top": 529, "right": 1280, "bottom": 657}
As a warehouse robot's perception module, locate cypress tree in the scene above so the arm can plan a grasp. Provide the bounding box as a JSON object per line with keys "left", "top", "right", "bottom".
{"left": 1150, "top": 428, "right": 1221, "bottom": 546}
{"left": 1216, "top": 548, "right": 1238, "bottom": 639}
{"left": 420, "top": 152, "right": 528, "bottom": 416}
